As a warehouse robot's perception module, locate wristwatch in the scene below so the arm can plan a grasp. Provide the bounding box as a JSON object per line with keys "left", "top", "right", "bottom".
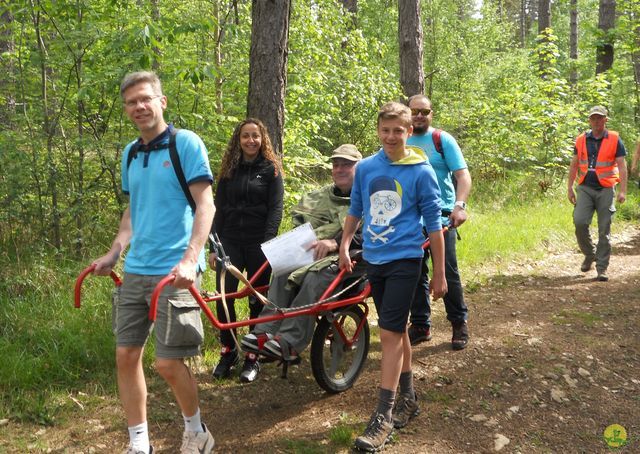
{"left": 454, "top": 201, "right": 467, "bottom": 210}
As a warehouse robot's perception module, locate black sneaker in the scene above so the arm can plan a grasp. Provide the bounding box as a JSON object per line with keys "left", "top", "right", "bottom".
{"left": 392, "top": 393, "right": 420, "bottom": 429}
{"left": 354, "top": 412, "right": 394, "bottom": 452}
{"left": 239, "top": 353, "right": 260, "bottom": 383}
{"left": 212, "top": 346, "right": 238, "bottom": 379}
{"left": 451, "top": 321, "right": 469, "bottom": 350}
{"left": 408, "top": 325, "right": 432, "bottom": 346}
{"left": 596, "top": 270, "right": 609, "bottom": 282}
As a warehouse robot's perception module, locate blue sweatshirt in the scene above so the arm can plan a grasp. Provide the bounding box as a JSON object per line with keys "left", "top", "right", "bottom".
{"left": 348, "top": 148, "right": 442, "bottom": 265}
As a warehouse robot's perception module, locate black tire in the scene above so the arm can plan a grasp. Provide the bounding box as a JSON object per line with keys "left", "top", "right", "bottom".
{"left": 310, "top": 305, "right": 370, "bottom": 393}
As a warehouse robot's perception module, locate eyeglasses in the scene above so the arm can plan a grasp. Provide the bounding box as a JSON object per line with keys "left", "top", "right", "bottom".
{"left": 124, "top": 95, "right": 162, "bottom": 108}
{"left": 411, "top": 108, "right": 431, "bottom": 117}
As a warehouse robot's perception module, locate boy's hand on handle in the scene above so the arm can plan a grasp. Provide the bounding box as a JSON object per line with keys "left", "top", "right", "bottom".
{"left": 171, "top": 259, "right": 197, "bottom": 289}
{"left": 338, "top": 248, "right": 353, "bottom": 273}
{"left": 429, "top": 271, "right": 447, "bottom": 300}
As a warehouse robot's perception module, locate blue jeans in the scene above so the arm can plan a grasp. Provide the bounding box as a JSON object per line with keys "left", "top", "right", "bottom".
{"left": 410, "top": 228, "right": 467, "bottom": 327}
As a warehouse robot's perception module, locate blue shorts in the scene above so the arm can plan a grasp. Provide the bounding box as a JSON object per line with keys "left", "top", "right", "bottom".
{"left": 367, "top": 259, "right": 422, "bottom": 333}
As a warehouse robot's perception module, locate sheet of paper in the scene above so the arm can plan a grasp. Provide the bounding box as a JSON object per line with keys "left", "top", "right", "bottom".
{"left": 261, "top": 222, "right": 318, "bottom": 276}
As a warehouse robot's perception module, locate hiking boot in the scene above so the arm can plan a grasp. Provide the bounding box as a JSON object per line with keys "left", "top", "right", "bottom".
{"left": 180, "top": 423, "right": 214, "bottom": 454}
{"left": 581, "top": 256, "right": 595, "bottom": 272}
{"left": 240, "top": 332, "right": 274, "bottom": 354}
{"left": 392, "top": 393, "right": 420, "bottom": 429}
{"left": 123, "top": 445, "right": 153, "bottom": 454}
{"left": 212, "top": 346, "right": 238, "bottom": 379}
{"left": 596, "top": 270, "right": 609, "bottom": 282}
{"left": 408, "top": 325, "right": 432, "bottom": 346}
{"left": 354, "top": 412, "right": 394, "bottom": 452}
{"left": 451, "top": 321, "right": 469, "bottom": 351}
{"left": 239, "top": 353, "right": 260, "bottom": 383}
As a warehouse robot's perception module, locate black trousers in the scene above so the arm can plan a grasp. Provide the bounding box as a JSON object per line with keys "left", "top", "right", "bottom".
{"left": 216, "top": 238, "right": 271, "bottom": 348}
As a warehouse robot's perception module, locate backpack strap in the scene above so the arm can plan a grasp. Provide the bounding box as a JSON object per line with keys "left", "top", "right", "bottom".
{"left": 126, "top": 141, "right": 142, "bottom": 170}
{"left": 125, "top": 128, "right": 196, "bottom": 213}
{"left": 168, "top": 129, "right": 196, "bottom": 213}
{"left": 432, "top": 128, "right": 444, "bottom": 157}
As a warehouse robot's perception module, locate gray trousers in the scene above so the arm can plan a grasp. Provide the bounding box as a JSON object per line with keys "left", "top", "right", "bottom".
{"left": 573, "top": 184, "right": 616, "bottom": 272}
{"left": 254, "top": 267, "right": 338, "bottom": 355}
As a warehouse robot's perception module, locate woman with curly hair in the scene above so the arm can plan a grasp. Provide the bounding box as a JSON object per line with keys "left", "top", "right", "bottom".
{"left": 209, "top": 118, "right": 284, "bottom": 383}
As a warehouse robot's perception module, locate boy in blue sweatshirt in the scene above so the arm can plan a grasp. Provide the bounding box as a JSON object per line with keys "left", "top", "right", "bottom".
{"left": 339, "top": 102, "right": 446, "bottom": 452}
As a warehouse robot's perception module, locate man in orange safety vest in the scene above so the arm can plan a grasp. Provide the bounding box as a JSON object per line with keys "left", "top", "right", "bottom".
{"left": 567, "top": 105, "right": 627, "bottom": 282}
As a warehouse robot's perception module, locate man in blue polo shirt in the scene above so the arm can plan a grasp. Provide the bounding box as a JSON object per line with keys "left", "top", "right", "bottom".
{"left": 92, "top": 71, "right": 215, "bottom": 454}
{"left": 406, "top": 94, "right": 472, "bottom": 351}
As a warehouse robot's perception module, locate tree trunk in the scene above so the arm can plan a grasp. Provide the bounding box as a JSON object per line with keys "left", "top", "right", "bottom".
{"left": 520, "top": 0, "right": 526, "bottom": 47}
{"left": 632, "top": 20, "right": 640, "bottom": 125}
{"left": 0, "top": 8, "right": 15, "bottom": 124}
{"left": 151, "top": 0, "right": 161, "bottom": 70}
{"left": 247, "top": 0, "right": 291, "bottom": 155}
{"left": 569, "top": 0, "right": 578, "bottom": 87}
{"left": 538, "top": 0, "right": 550, "bottom": 34}
{"left": 398, "top": 0, "right": 425, "bottom": 98}
{"left": 33, "top": 2, "right": 61, "bottom": 250}
{"left": 596, "top": 0, "right": 616, "bottom": 74}
{"left": 75, "top": 0, "right": 84, "bottom": 256}
{"left": 342, "top": 0, "right": 357, "bottom": 27}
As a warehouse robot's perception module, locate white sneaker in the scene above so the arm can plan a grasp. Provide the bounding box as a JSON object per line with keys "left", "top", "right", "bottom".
{"left": 180, "top": 423, "right": 215, "bottom": 454}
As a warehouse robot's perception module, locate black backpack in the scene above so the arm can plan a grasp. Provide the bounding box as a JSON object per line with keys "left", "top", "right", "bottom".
{"left": 125, "top": 128, "right": 196, "bottom": 212}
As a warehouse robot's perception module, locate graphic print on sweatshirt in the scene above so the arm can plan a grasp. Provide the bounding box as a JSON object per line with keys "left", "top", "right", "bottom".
{"left": 368, "top": 176, "right": 402, "bottom": 243}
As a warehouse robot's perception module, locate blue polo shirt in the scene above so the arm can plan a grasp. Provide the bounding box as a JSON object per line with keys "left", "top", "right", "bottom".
{"left": 407, "top": 127, "right": 466, "bottom": 221}
{"left": 122, "top": 127, "right": 213, "bottom": 275}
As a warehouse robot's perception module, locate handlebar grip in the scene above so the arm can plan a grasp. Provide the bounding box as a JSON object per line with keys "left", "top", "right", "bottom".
{"left": 149, "top": 274, "right": 176, "bottom": 322}
{"left": 74, "top": 265, "right": 122, "bottom": 308}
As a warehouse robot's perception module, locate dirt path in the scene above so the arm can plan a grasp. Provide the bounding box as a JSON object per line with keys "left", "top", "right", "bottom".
{"left": 3, "top": 229, "right": 639, "bottom": 453}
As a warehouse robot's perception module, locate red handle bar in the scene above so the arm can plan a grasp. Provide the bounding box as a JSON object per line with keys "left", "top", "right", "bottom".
{"left": 149, "top": 275, "right": 214, "bottom": 323}
{"left": 74, "top": 264, "right": 122, "bottom": 308}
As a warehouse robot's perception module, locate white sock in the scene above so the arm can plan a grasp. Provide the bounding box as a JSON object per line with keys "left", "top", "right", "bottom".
{"left": 183, "top": 408, "right": 204, "bottom": 433}
{"left": 128, "top": 421, "right": 150, "bottom": 454}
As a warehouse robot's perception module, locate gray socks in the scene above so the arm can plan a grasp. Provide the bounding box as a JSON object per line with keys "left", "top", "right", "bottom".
{"left": 399, "top": 370, "right": 415, "bottom": 399}
{"left": 375, "top": 387, "right": 396, "bottom": 422}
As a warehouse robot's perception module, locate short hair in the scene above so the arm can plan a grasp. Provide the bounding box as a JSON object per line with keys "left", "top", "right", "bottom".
{"left": 377, "top": 102, "right": 412, "bottom": 128}
{"left": 407, "top": 94, "right": 431, "bottom": 107}
{"left": 120, "top": 71, "right": 163, "bottom": 99}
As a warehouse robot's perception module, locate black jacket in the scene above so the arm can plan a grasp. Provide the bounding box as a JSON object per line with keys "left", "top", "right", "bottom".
{"left": 213, "top": 154, "right": 284, "bottom": 244}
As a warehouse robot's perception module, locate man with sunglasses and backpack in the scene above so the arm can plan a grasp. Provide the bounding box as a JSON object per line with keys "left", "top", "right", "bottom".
{"left": 406, "top": 94, "right": 472, "bottom": 351}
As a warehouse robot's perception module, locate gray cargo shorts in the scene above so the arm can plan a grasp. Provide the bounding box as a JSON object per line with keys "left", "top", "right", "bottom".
{"left": 112, "top": 272, "right": 204, "bottom": 359}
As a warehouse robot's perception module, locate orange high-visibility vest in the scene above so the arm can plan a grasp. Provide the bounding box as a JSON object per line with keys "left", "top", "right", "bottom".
{"left": 575, "top": 131, "right": 620, "bottom": 188}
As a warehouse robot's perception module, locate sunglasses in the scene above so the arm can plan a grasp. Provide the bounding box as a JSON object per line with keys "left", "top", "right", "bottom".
{"left": 411, "top": 108, "right": 432, "bottom": 116}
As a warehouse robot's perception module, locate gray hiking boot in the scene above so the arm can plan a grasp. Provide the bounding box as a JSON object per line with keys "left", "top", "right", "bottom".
{"left": 581, "top": 256, "right": 595, "bottom": 272}
{"left": 392, "top": 393, "right": 420, "bottom": 428}
{"left": 354, "top": 412, "right": 394, "bottom": 452}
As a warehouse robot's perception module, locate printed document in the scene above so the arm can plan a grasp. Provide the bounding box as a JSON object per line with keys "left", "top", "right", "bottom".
{"left": 261, "top": 222, "right": 317, "bottom": 276}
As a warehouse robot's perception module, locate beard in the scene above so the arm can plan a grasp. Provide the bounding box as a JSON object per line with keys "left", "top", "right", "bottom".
{"left": 413, "top": 125, "right": 427, "bottom": 135}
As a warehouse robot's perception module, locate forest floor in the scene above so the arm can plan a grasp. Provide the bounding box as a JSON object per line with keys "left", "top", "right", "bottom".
{"left": 2, "top": 228, "right": 640, "bottom": 453}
